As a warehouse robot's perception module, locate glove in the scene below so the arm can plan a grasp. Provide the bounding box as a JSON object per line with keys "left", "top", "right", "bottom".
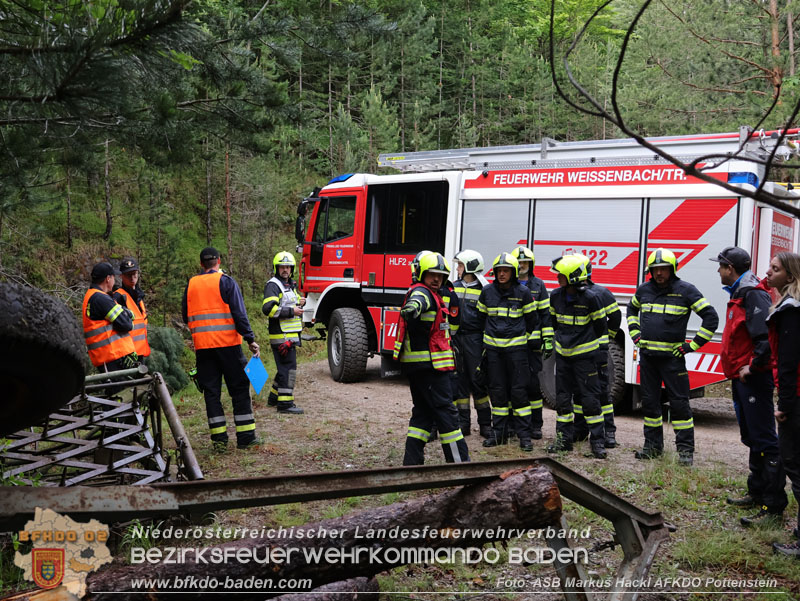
{"left": 400, "top": 301, "right": 420, "bottom": 320}
{"left": 121, "top": 352, "right": 139, "bottom": 369}
{"left": 631, "top": 332, "right": 641, "bottom": 347}
{"left": 278, "top": 340, "right": 293, "bottom": 357}
{"left": 672, "top": 341, "right": 698, "bottom": 357}
{"left": 542, "top": 337, "right": 554, "bottom": 360}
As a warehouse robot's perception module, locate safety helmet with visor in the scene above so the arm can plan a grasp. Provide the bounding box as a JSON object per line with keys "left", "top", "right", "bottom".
{"left": 453, "top": 249, "right": 484, "bottom": 275}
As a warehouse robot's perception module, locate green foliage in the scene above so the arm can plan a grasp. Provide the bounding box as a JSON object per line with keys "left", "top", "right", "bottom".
{"left": 145, "top": 327, "right": 191, "bottom": 392}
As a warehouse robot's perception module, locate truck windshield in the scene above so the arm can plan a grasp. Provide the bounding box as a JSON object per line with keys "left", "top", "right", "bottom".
{"left": 312, "top": 196, "right": 356, "bottom": 243}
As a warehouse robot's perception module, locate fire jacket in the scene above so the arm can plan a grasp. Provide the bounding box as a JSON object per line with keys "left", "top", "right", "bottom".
{"left": 720, "top": 272, "right": 771, "bottom": 378}
{"left": 182, "top": 270, "right": 255, "bottom": 350}
{"left": 262, "top": 276, "right": 303, "bottom": 345}
{"left": 452, "top": 278, "right": 482, "bottom": 333}
{"left": 476, "top": 280, "right": 537, "bottom": 350}
{"left": 587, "top": 280, "right": 621, "bottom": 347}
{"left": 393, "top": 283, "right": 455, "bottom": 372}
{"left": 114, "top": 285, "right": 150, "bottom": 357}
{"left": 767, "top": 295, "right": 800, "bottom": 415}
{"left": 520, "top": 276, "right": 553, "bottom": 342}
{"left": 549, "top": 284, "right": 607, "bottom": 358}
{"left": 82, "top": 287, "right": 135, "bottom": 367}
{"left": 626, "top": 276, "right": 719, "bottom": 356}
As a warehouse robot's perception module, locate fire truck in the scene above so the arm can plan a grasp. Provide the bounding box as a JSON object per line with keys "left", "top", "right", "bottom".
{"left": 294, "top": 126, "right": 800, "bottom": 409}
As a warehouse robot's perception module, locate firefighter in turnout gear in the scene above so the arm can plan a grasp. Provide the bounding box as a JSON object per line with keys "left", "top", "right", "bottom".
{"left": 394, "top": 252, "right": 469, "bottom": 465}
{"left": 182, "top": 247, "right": 261, "bottom": 451}
{"left": 711, "top": 247, "right": 786, "bottom": 526}
{"left": 452, "top": 250, "right": 492, "bottom": 438}
{"left": 113, "top": 258, "right": 150, "bottom": 359}
{"left": 627, "top": 248, "right": 719, "bottom": 465}
{"left": 262, "top": 252, "right": 306, "bottom": 414}
{"left": 478, "top": 253, "right": 537, "bottom": 451}
{"left": 548, "top": 255, "right": 608, "bottom": 458}
{"left": 512, "top": 245, "right": 553, "bottom": 440}
{"left": 83, "top": 262, "right": 136, "bottom": 371}
{"left": 574, "top": 253, "right": 621, "bottom": 448}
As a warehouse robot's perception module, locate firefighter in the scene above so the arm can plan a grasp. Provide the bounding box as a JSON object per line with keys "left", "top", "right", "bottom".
{"left": 113, "top": 258, "right": 150, "bottom": 359}
{"left": 393, "top": 251, "right": 469, "bottom": 465}
{"left": 262, "top": 252, "right": 306, "bottom": 415}
{"left": 548, "top": 255, "right": 608, "bottom": 458}
{"left": 574, "top": 253, "right": 621, "bottom": 448}
{"left": 712, "top": 247, "right": 786, "bottom": 526}
{"left": 511, "top": 245, "right": 553, "bottom": 440}
{"left": 83, "top": 262, "right": 137, "bottom": 372}
{"left": 182, "top": 247, "right": 261, "bottom": 451}
{"left": 478, "top": 253, "right": 537, "bottom": 451}
{"left": 452, "top": 249, "right": 492, "bottom": 438}
{"left": 627, "top": 248, "right": 719, "bottom": 466}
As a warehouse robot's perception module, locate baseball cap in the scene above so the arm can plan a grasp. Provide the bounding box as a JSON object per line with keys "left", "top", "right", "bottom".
{"left": 200, "top": 247, "right": 220, "bottom": 262}
{"left": 709, "top": 246, "right": 751, "bottom": 273}
{"left": 91, "top": 262, "right": 118, "bottom": 280}
{"left": 119, "top": 258, "right": 139, "bottom": 274}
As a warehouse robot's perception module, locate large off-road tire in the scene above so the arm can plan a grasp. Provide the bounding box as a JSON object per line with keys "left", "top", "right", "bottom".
{"left": 327, "top": 308, "right": 368, "bottom": 382}
{"left": 540, "top": 339, "right": 628, "bottom": 411}
{"left": 0, "top": 282, "right": 87, "bottom": 435}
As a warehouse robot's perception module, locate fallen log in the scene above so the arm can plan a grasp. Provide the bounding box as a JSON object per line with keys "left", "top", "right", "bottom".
{"left": 87, "top": 466, "right": 560, "bottom": 599}
{"left": 271, "top": 577, "right": 379, "bottom": 601}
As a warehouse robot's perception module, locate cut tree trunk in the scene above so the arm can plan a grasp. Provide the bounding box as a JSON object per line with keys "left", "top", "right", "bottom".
{"left": 87, "top": 466, "right": 560, "bottom": 599}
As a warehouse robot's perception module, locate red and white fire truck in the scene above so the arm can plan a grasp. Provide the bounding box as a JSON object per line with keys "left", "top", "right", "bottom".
{"left": 294, "top": 126, "right": 800, "bottom": 409}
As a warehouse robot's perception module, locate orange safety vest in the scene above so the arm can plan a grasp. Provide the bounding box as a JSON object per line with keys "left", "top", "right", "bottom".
{"left": 186, "top": 271, "right": 242, "bottom": 350}
{"left": 116, "top": 288, "right": 150, "bottom": 357}
{"left": 82, "top": 288, "right": 136, "bottom": 367}
{"left": 393, "top": 283, "right": 455, "bottom": 371}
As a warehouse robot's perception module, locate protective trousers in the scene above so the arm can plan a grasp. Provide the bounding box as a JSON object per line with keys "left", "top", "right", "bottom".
{"left": 403, "top": 368, "right": 469, "bottom": 465}
{"left": 453, "top": 332, "right": 491, "bottom": 435}
{"left": 574, "top": 351, "right": 615, "bottom": 440}
{"left": 486, "top": 347, "right": 531, "bottom": 444}
{"left": 777, "top": 408, "right": 800, "bottom": 535}
{"left": 196, "top": 345, "right": 256, "bottom": 446}
{"left": 732, "top": 372, "right": 787, "bottom": 513}
{"left": 268, "top": 344, "right": 297, "bottom": 410}
{"left": 527, "top": 350, "right": 544, "bottom": 433}
{"left": 639, "top": 354, "right": 693, "bottom": 454}
{"left": 556, "top": 353, "right": 604, "bottom": 447}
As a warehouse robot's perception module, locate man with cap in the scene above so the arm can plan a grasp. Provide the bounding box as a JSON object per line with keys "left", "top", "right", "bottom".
{"left": 83, "top": 262, "right": 137, "bottom": 372}
{"left": 182, "top": 247, "right": 261, "bottom": 451}
{"left": 114, "top": 258, "right": 150, "bottom": 359}
{"left": 712, "top": 246, "right": 787, "bottom": 526}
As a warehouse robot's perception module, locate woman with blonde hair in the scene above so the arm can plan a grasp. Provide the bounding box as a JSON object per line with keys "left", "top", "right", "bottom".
{"left": 765, "top": 251, "right": 800, "bottom": 558}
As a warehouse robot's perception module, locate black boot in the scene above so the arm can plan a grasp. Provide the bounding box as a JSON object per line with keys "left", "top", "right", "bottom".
{"left": 772, "top": 540, "right": 800, "bottom": 558}
{"left": 546, "top": 435, "right": 573, "bottom": 453}
{"left": 741, "top": 506, "right": 783, "bottom": 528}
{"left": 604, "top": 433, "right": 617, "bottom": 448}
{"left": 634, "top": 447, "right": 663, "bottom": 460}
{"left": 586, "top": 440, "right": 607, "bottom": 459}
{"left": 482, "top": 436, "right": 508, "bottom": 448}
{"left": 531, "top": 427, "right": 543, "bottom": 440}
{"left": 678, "top": 452, "right": 694, "bottom": 467}
{"left": 479, "top": 424, "right": 494, "bottom": 439}
{"left": 519, "top": 438, "right": 533, "bottom": 452}
{"left": 277, "top": 402, "right": 304, "bottom": 414}
{"left": 726, "top": 494, "right": 758, "bottom": 508}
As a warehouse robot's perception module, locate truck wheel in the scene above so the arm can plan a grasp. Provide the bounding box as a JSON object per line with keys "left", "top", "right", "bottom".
{"left": 327, "top": 308, "right": 368, "bottom": 382}
{"left": 0, "top": 282, "right": 87, "bottom": 435}
{"left": 540, "top": 354, "right": 557, "bottom": 410}
{"left": 607, "top": 339, "right": 628, "bottom": 410}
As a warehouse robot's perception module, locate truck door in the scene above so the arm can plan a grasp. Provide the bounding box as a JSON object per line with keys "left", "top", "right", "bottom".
{"left": 754, "top": 207, "right": 800, "bottom": 282}
{"left": 304, "top": 194, "right": 359, "bottom": 291}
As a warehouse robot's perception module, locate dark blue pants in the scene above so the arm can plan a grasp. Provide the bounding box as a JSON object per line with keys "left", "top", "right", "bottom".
{"left": 486, "top": 347, "right": 532, "bottom": 443}
{"left": 732, "top": 371, "right": 787, "bottom": 512}
{"left": 640, "top": 354, "right": 693, "bottom": 454}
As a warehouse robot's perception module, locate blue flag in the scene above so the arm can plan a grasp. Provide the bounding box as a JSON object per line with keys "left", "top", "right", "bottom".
{"left": 244, "top": 356, "right": 269, "bottom": 395}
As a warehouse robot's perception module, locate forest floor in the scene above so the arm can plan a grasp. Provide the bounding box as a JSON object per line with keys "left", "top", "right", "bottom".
{"left": 158, "top": 354, "right": 800, "bottom": 601}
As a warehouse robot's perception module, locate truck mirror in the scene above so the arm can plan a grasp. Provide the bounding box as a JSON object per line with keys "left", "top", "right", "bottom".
{"left": 295, "top": 214, "right": 306, "bottom": 245}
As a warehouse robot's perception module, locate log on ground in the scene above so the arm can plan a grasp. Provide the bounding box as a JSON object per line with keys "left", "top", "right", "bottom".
{"left": 87, "top": 465, "right": 561, "bottom": 599}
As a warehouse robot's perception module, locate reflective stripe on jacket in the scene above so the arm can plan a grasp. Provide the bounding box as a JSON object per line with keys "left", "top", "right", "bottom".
{"left": 115, "top": 287, "right": 150, "bottom": 357}
{"left": 262, "top": 276, "right": 302, "bottom": 344}
{"left": 549, "top": 285, "right": 607, "bottom": 357}
{"left": 627, "top": 277, "right": 719, "bottom": 356}
{"left": 82, "top": 288, "right": 136, "bottom": 366}
{"left": 393, "top": 283, "right": 455, "bottom": 372}
{"left": 186, "top": 271, "right": 242, "bottom": 350}
{"left": 476, "top": 281, "right": 536, "bottom": 349}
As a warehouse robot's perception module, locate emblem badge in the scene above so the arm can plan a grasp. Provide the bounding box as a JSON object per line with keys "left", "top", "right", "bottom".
{"left": 32, "top": 548, "right": 65, "bottom": 589}
{"left": 336, "top": 250, "right": 343, "bottom": 259}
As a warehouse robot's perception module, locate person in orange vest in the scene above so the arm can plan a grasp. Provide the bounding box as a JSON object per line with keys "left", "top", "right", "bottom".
{"left": 82, "top": 262, "right": 137, "bottom": 372}
{"left": 182, "top": 247, "right": 261, "bottom": 451}
{"left": 113, "top": 258, "right": 150, "bottom": 359}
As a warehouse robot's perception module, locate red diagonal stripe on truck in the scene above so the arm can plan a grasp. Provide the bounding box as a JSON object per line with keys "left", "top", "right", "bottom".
{"left": 649, "top": 198, "right": 737, "bottom": 240}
